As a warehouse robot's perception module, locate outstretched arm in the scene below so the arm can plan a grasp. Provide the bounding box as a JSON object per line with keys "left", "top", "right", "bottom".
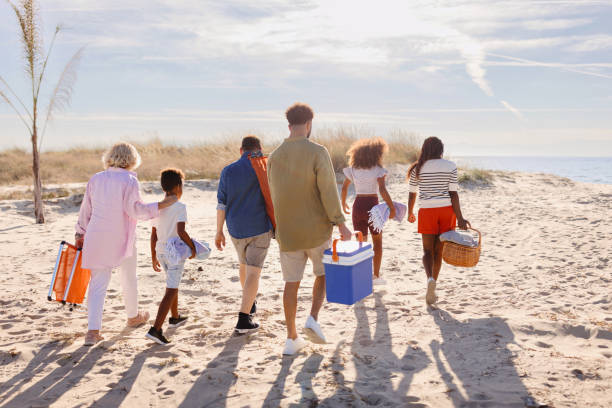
{"left": 377, "top": 176, "right": 396, "bottom": 219}
{"left": 449, "top": 191, "right": 469, "bottom": 229}
{"left": 215, "top": 209, "right": 227, "bottom": 250}
{"left": 408, "top": 192, "right": 417, "bottom": 223}
{"left": 341, "top": 178, "right": 351, "bottom": 214}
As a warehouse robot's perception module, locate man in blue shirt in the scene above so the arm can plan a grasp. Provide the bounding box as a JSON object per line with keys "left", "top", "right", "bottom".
{"left": 216, "top": 136, "right": 273, "bottom": 334}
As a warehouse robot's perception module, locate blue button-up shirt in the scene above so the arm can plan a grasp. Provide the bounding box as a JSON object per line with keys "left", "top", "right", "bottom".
{"left": 217, "top": 152, "right": 272, "bottom": 239}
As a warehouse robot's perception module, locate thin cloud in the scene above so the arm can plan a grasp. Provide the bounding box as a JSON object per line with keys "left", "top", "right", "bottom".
{"left": 500, "top": 101, "right": 525, "bottom": 120}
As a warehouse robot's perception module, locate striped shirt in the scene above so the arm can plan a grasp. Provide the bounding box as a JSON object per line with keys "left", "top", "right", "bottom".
{"left": 409, "top": 159, "right": 458, "bottom": 208}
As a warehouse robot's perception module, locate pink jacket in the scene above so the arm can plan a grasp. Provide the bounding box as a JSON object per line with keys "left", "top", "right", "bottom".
{"left": 76, "top": 167, "right": 159, "bottom": 269}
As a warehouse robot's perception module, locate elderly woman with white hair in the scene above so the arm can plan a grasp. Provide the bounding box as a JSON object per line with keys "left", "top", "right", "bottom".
{"left": 75, "top": 142, "right": 177, "bottom": 346}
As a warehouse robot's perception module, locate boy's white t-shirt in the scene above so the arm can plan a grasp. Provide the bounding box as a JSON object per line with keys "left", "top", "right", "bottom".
{"left": 152, "top": 201, "right": 188, "bottom": 254}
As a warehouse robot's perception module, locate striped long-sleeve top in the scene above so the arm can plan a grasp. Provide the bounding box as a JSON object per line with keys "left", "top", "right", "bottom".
{"left": 408, "top": 159, "right": 459, "bottom": 208}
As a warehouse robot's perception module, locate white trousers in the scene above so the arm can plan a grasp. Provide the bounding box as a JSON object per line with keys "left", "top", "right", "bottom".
{"left": 87, "top": 251, "right": 139, "bottom": 330}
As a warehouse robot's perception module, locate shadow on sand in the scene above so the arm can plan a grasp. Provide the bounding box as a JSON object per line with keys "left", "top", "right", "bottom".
{"left": 178, "top": 333, "right": 248, "bottom": 408}
{"left": 431, "top": 308, "right": 545, "bottom": 407}
{"left": 0, "top": 329, "right": 135, "bottom": 407}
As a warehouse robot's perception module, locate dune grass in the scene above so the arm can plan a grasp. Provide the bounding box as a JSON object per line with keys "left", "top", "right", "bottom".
{"left": 0, "top": 128, "right": 421, "bottom": 187}
{"left": 458, "top": 167, "right": 495, "bottom": 185}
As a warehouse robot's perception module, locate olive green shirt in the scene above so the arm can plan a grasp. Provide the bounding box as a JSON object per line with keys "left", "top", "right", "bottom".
{"left": 267, "top": 137, "right": 345, "bottom": 252}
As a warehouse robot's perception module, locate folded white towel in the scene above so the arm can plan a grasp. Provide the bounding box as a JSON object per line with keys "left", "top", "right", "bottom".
{"left": 439, "top": 230, "right": 478, "bottom": 247}
{"left": 368, "top": 202, "right": 407, "bottom": 233}
{"left": 164, "top": 237, "right": 211, "bottom": 266}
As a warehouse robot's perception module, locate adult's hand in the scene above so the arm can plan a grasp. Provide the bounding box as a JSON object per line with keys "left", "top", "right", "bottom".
{"left": 215, "top": 231, "right": 226, "bottom": 250}
{"left": 75, "top": 233, "right": 84, "bottom": 249}
{"left": 338, "top": 223, "right": 352, "bottom": 241}
{"left": 457, "top": 218, "right": 470, "bottom": 230}
{"left": 408, "top": 213, "right": 416, "bottom": 223}
{"left": 159, "top": 195, "right": 178, "bottom": 209}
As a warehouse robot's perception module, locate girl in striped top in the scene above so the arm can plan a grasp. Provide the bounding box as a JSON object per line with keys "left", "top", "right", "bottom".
{"left": 407, "top": 136, "right": 469, "bottom": 305}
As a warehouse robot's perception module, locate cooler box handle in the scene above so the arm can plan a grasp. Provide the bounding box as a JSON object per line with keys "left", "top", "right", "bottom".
{"left": 332, "top": 231, "right": 364, "bottom": 262}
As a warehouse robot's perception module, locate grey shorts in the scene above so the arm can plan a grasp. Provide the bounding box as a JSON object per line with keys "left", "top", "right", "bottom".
{"left": 158, "top": 253, "right": 185, "bottom": 289}
{"left": 280, "top": 238, "right": 331, "bottom": 282}
{"left": 231, "top": 230, "right": 272, "bottom": 268}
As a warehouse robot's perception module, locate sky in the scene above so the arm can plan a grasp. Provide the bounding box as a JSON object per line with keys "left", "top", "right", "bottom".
{"left": 1, "top": 0, "right": 611, "bottom": 156}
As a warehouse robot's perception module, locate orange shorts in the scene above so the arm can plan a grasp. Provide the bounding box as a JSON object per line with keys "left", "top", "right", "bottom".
{"left": 418, "top": 206, "right": 456, "bottom": 235}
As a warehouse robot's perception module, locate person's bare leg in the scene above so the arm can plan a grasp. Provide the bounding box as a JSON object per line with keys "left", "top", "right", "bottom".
{"left": 170, "top": 292, "right": 179, "bottom": 319}
{"left": 240, "top": 265, "right": 261, "bottom": 314}
{"left": 284, "top": 281, "right": 300, "bottom": 339}
{"left": 371, "top": 233, "right": 383, "bottom": 278}
{"left": 239, "top": 264, "right": 246, "bottom": 288}
{"left": 433, "top": 235, "right": 444, "bottom": 281}
{"left": 153, "top": 288, "right": 178, "bottom": 330}
{"left": 421, "top": 234, "right": 436, "bottom": 279}
{"left": 310, "top": 275, "right": 326, "bottom": 321}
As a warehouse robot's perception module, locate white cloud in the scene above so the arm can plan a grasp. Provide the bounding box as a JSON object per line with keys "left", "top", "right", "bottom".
{"left": 500, "top": 100, "right": 525, "bottom": 120}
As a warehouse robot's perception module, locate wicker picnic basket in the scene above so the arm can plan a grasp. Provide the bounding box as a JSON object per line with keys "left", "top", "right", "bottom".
{"left": 442, "top": 227, "right": 481, "bottom": 267}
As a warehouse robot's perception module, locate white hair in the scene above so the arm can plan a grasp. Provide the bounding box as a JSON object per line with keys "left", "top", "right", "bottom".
{"left": 102, "top": 142, "right": 142, "bottom": 170}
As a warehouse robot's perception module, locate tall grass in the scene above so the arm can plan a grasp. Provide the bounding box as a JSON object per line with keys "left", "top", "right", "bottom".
{"left": 0, "top": 128, "right": 421, "bottom": 186}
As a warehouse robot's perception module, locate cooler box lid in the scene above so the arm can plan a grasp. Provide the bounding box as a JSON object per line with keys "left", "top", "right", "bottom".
{"left": 323, "top": 241, "right": 373, "bottom": 266}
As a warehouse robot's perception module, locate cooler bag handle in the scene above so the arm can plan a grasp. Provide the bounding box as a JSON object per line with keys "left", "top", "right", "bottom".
{"left": 332, "top": 231, "right": 364, "bottom": 262}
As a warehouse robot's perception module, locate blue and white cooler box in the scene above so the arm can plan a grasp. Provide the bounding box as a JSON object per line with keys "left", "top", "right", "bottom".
{"left": 323, "top": 235, "right": 374, "bottom": 305}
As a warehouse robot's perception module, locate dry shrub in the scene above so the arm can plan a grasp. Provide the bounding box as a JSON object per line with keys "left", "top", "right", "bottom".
{"left": 0, "top": 128, "right": 421, "bottom": 186}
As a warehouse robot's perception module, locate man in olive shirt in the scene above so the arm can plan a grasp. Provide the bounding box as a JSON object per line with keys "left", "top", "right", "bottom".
{"left": 268, "top": 102, "right": 352, "bottom": 355}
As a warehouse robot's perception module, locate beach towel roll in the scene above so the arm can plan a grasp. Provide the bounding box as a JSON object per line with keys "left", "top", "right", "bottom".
{"left": 165, "top": 237, "right": 212, "bottom": 265}
{"left": 368, "top": 202, "right": 407, "bottom": 233}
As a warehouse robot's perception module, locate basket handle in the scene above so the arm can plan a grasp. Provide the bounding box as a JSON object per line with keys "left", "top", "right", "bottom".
{"left": 467, "top": 226, "right": 481, "bottom": 246}
{"left": 332, "top": 231, "right": 364, "bottom": 262}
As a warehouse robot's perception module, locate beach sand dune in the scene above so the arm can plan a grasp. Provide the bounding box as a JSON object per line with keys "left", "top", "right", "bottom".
{"left": 0, "top": 170, "right": 610, "bottom": 407}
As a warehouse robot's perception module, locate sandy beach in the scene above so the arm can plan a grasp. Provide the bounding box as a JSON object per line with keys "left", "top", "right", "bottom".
{"left": 0, "top": 168, "right": 610, "bottom": 408}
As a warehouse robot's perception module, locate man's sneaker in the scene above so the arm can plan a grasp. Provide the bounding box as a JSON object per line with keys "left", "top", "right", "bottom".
{"left": 235, "top": 312, "right": 259, "bottom": 335}
{"left": 373, "top": 277, "right": 387, "bottom": 286}
{"left": 169, "top": 315, "right": 188, "bottom": 328}
{"left": 145, "top": 327, "right": 170, "bottom": 345}
{"left": 250, "top": 300, "right": 257, "bottom": 315}
{"left": 304, "top": 315, "right": 327, "bottom": 344}
{"left": 283, "top": 336, "right": 307, "bottom": 355}
{"left": 426, "top": 277, "right": 437, "bottom": 305}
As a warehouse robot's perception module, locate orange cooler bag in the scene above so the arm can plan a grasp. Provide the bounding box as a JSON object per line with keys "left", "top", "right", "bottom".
{"left": 47, "top": 241, "right": 91, "bottom": 308}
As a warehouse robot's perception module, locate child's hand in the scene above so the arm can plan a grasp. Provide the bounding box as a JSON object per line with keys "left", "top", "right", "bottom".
{"left": 389, "top": 206, "right": 397, "bottom": 220}
{"left": 342, "top": 201, "right": 351, "bottom": 214}
{"left": 152, "top": 256, "right": 161, "bottom": 272}
{"left": 408, "top": 213, "right": 416, "bottom": 223}
{"left": 215, "top": 231, "right": 226, "bottom": 251}
{"left": 189, "top": 245, "right": 197, "bottom": 259}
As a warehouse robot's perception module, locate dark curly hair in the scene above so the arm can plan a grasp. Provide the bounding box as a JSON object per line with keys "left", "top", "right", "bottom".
{"left": 160, "top": 168, "right": 185, "bottom": 193}
{"left": 347, "top": 138, "right": 388, "bottom": 169}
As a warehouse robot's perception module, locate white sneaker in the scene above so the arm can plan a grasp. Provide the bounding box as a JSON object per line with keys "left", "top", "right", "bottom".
{"left": 373, "top": 277, "right": 387, "bottom": 286}
{"left": 283, "top": 336, "right": 306, "bottom": 355}
{"left": 304, "top": 315, "right": 327, "bottom": 344}
{"left": 426, "top": 277, "right": 437, "bottom": 305}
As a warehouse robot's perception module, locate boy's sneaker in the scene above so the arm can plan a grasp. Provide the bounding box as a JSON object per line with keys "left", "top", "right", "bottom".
{"left": 304, "top": 315, "right": 327, "bottom": 344}
{"left": 169, "top": 315, "right": 188, "bottom": 328}
{"left": 235, "top": 312, "right": 259, "bottom": 335}
{"left": 426, "top": 277, "right": 437, "bottom": 305}
{"left": 283, "top": 337, "right": 306, "bottom": 355}
{"left": 145, "top": 327, "right": 170, "bottom": 345}
{"left": 250, "top": 300, "right": 257, "bottom": 315}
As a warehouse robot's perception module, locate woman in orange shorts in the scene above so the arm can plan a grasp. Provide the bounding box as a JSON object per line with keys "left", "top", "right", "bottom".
{"left": 407, "top": 137, "right": 469, "bottom": 305}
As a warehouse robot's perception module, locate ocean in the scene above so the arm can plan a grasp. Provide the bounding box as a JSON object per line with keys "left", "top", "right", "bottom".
{"left": 454, "top": 156, "right": 612, "bottom": 185}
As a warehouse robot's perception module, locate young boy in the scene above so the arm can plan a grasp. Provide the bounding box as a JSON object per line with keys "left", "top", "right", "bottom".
{"left": 145, "top": 168, "right": 195, "bottom": 344}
